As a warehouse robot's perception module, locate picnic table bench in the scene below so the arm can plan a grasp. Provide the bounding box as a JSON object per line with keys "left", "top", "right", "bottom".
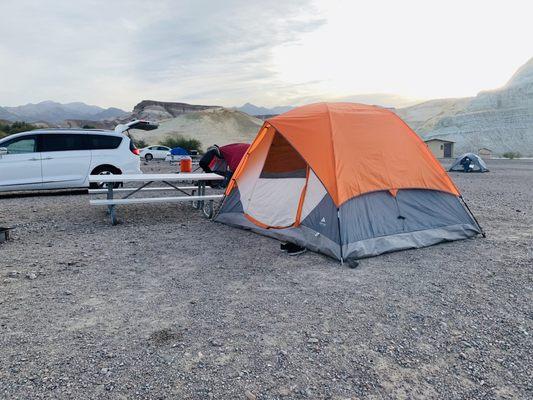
{"left": 88, "top": 173, "right": 224, "bottom": 225}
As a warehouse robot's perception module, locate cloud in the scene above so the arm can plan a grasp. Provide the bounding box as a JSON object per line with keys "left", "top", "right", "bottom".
{"left": 0, "top": 0, "right": 325, "bottom": 109}
{"left": 2, "top": 0, "right": 531, "bottom": 110}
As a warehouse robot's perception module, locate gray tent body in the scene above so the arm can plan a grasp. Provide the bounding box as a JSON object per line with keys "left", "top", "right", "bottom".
{"left": 216, "top": 185, "right": 482, "bottom": 261}
{"left": 449, "top": 153, "right": 489, "bottom": 172}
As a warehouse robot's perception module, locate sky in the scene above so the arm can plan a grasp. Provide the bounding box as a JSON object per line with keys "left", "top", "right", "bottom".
{"left": 0, "top": 0, "right": 532, "bottom": 110}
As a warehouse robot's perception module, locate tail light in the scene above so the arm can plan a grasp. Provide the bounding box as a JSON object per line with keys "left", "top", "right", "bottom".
{"left": 129, "top": 141, "right": 140, "bottom": 155}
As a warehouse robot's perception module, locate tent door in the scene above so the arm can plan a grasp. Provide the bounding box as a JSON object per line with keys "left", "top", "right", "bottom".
{"left": 243, "top": 132, "right": 309, "bottom": 228}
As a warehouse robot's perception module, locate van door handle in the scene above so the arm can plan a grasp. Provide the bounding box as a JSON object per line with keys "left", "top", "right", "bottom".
{"left": 29, "top": 157, "right": 40, "bottom": 161}
{"left": 43, "top": 157, "right": 54, "bottom": 160}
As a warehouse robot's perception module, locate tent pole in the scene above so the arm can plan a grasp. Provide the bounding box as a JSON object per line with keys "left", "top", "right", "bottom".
{"left": 337, "top": 208, "right": 344, "bottom": 264}
{"left": 460, "top": 195, "right": 486, "bottom": 238}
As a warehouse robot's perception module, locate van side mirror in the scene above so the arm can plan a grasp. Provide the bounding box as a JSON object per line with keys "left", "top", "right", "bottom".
{"left": 0, "top": 147, "right": 7, "bottom": 156}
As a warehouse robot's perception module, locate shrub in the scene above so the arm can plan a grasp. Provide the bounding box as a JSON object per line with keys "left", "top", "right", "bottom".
{"left": 0, "top": 121, "right": 37, "bottom": 137}
{"left": 160, "top": 135, "right": 202, "bottom": 152}
{"left": 133, "top": 138, "right": 148, "bottom": 149}
{"left": 502, "top": 151, "right": 521, "bottom": 159}
{"left": 124, "top": 133, "right": 148, "bottom": 149}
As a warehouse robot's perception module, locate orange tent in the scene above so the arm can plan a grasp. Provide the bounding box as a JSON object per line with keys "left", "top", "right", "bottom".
{"left": 216, "top": 103, "right": 482, "bottom": 261}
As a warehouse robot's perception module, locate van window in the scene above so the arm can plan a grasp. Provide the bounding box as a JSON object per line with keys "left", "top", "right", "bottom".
{"left": 40, "top": 134, "right": 86, "bottom": 152}
{"left": 2, "top": 136, "right": 37, "bottom": 154}
{"left": 87, "top": 135, "right": 122, "bottom": 150}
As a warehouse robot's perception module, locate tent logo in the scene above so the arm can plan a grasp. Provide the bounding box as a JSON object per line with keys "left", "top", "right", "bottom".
{"left": 320, "top": 217, "right": 327, "bottom": 226}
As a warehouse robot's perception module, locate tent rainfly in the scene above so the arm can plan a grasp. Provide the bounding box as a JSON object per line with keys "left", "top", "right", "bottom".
{"left": 215, "top": 103, "right": 484, "bottom": 261}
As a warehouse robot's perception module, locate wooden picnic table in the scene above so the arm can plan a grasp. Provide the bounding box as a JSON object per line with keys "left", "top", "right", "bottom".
{"left": 88, "top": 173, "right": 224, "bottom": 225}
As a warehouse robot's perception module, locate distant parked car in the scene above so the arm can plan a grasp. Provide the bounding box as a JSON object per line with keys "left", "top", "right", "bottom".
{"left": 0, "top": 129, "right": 141, "bottom": 192}
{"left": 139, "top": 145, "right": 171, "bottom": 161}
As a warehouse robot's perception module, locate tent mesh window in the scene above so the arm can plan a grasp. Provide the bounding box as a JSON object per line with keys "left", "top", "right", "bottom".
{"left": 260, "top": 133, "right": 307, "bottom": 178}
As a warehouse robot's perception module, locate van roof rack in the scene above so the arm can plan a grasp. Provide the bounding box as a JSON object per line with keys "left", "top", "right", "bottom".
{"left": 33, "top": 128, "right": 110, "bottom": 132}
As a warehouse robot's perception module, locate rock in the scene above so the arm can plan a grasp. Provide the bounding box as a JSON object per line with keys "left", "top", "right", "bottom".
{"left": 100, "top": 367, "right": 108, "bottom": 374}
{"left": 244, "top": 390, "right": 256, "bottom": 400}
{"left": 278, "top": 387, "right": 291, "bottom": 396}
{"left": 64, "top": 290, "right": 73, "bottom": 296}
{"left": 210, "top": 338, "right": 223, "bottom": 347}
{"left": 132, "top": 107, "right": 261, "bottom": 151}
{"left": 307, "top": 338, "right": 319, "bottom": 344}
{"left": 2, "top": 278, "right": 17, "bottom": 284}
{"left": 26, "top": 273, "right": 37, "bottom": 280}
{"left": 7, "top": 271, "right": 20, "bottom": 278}
{"left": 396, "top": 57, "right": 533, "bottom": 156}
{"left": 132, "top": 100, "right": 218, "bottom": 121}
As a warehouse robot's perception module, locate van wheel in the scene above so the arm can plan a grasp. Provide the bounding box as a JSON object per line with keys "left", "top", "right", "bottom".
{"left": 145, "top": 154, "right": 153, "bottom": 161}
{"left": 90, "top": 166, "right": 121, "bottom": 189}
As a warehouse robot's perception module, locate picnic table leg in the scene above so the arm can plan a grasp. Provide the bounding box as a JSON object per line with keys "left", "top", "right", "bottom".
{"left": 203, "top": 200, "right": 214, "bottom": 219}
{"left": 106, "top": 183, "right": 117, "bottom": 225}
{"left": 198, "top": 181, "right": 206, "bottom": 210}
{"left": 198, "top": 182, "right": 215, "bottom": 219}
{"left": 193, "top": 180, "right": 201, "bottom": 209}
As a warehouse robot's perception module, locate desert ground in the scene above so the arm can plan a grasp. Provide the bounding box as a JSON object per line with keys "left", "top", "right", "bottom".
{"left": 0, "top": 159, "right": 531, "bottom": 399}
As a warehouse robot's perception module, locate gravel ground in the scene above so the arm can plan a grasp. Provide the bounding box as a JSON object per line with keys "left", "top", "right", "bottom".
{"left": 0, "top": 159, "right": 532, "bottom": 399}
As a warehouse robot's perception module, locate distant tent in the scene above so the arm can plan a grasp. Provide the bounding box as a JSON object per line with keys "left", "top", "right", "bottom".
{"left": 449, "top": 153, "right": 489, "bottom": 172}
{"left": 170, "top": 147, "right": 189, "bottom": 156}
{"left": 215, "top": 103, "right": 483, "bottom": 261}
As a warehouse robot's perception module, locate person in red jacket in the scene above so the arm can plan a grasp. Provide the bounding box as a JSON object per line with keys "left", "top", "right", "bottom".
{"left": 199, "top": 143, "right": 249, "bottom": 187}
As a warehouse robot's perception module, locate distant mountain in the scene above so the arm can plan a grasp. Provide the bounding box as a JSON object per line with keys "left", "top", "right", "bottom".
{"left": 131, "top": 100, "right": 219, "bottom": 121}
{"left": 235, "top": 96, "right": 421, "bottom": 117}
{"left": 396, "top": 57, "right": 533, "bottom": 156}
{"left": 506, "top": 57, "right": 533, "bottom": 87}
{"left": 0, "top": 106, "right": 18, "bottom": 121}
{"left": 93, "top": 107, "right": 130, "bottom": 121}
{"left": 235, "top": 103, "right": 294, "bottom": 116}
{"left": 2, "top": 101, "right": 128, "bottom": 123}
{"left": 395, "top": 97, "right": 473, "bottom": 134}
{"left": 61, "top": 119, "right": 117, "bottom": 130}
{"left": 332, "top": 93, "right": 420, "bottom": 108}
{"left": 130, "top": 108, "right": 262, "bottom": 150}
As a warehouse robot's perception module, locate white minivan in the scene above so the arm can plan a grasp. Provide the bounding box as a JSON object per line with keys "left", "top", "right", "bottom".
{"left": 0, "top": 129, "right": 142, "bottom": 192}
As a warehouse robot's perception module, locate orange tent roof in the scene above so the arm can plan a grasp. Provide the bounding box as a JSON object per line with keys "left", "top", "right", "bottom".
{"left": 233, "top": 103, "right": 459, "bottom": 206}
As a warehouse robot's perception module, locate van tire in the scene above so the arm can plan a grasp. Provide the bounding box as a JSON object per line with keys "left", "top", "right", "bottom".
{"left": 145, "top": 154, "right": 153, "bottom": 161}
{"left": 89, "top": 165, "right": 122, "bottom": 189}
